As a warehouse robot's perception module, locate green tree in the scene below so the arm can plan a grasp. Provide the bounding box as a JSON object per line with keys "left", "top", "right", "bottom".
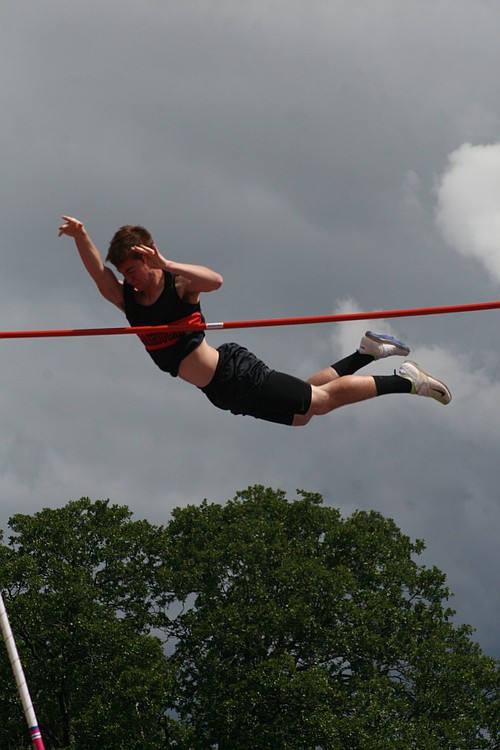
{"left": 0, "top": 498, "right": 172, "bottom": 750}
{"left": 1, "top": 489, "right": 498, "bottom": 749}
{"left": 163, "top": 485, "right": 499, "bottom": 750}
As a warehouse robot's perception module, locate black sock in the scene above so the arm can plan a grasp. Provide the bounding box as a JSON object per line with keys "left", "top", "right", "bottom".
{"left": 373, "top": 374, "right": 412, "bottom": 396}
{"left": 331, "top": 351, "right": 374, "bottom": 377}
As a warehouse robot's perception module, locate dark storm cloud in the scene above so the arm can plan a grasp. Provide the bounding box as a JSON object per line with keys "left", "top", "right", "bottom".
{"left": 0, "top": 0, "right": 499, "bottom": 657}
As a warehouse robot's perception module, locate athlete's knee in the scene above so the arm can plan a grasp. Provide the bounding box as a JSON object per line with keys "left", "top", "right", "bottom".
{"left": 308, "top": 384, "right": 336, "bottom": 416}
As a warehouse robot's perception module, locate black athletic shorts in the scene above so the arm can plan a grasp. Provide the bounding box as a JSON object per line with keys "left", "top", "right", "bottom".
{"left": 200, "top": 343, "right": 312, "bottom": 425}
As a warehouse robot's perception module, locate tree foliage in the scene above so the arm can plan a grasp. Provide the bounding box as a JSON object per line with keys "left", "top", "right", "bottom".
{"left": 0, "top": 488, "right": 498, "bottom": 749}
{"left": 163, "top": 486, "right": 499, "bottom": 749}
{"left": 0, "top": 498, "right": 172, "bottom": 750}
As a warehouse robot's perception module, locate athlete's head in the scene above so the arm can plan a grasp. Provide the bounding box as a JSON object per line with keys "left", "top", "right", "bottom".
{"left": 106, "top": 225, "right": 155, "bottom": 268}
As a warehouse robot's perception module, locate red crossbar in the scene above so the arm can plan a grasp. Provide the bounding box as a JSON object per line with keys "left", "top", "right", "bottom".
{"left": 0, "top": 299, "right": 498, "bottom": 339}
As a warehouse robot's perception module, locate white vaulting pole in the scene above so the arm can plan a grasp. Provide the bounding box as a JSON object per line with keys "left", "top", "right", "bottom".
{"left": 0, "top": 590, "right": 46, "bottom": 750}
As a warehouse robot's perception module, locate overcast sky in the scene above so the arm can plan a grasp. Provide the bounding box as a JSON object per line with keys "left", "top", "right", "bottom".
{"left": 1, "top": 0, "right": 500, "bottom": 660}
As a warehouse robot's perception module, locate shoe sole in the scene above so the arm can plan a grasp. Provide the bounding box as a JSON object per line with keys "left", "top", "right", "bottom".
{"left": 401, "top": 360, "right": 452, "bottom": 405}
{"left": 365, "top": 331, "right": 410, "bottom": 356}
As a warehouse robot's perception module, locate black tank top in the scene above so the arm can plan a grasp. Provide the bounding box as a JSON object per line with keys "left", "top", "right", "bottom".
{"left": 123, "top": 271, "right": 205, "bottom": 377}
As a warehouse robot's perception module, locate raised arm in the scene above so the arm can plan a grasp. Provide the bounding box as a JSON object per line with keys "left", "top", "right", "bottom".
{"left": 59, "top": 216, "right": 124, "bottom": 310}
{"left": 132, "top": 242, "right": 223, "bottom": 297}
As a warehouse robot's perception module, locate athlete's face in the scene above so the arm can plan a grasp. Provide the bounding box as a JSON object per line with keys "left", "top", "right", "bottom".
{"left": 118, "top": 258, "right": 150, "bottom": 290}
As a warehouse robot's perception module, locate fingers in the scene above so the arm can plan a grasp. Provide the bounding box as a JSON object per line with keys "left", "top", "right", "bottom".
{"left": 132, "top": 245, "right": 158, "bottom": 265}
{"left": 58, "top": 220, "right": 70, "bottom": 237}
{"left": 131, "top": 244, "right": 157, "bottom": 258}
{"left": 61, "top": 215, "right": 81, "bottom": 227}
{"left": 131, "top": 244, "right": 165, "bottom": 269}
{"left": 58, "top": 216, "right": 83, "bottom": 237}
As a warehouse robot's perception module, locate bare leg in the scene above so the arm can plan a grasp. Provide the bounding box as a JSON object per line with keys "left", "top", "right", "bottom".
{"left": 293, "top": 375, "right": 377, "bottom": 426}
{"left": 307, "top": 365, "right": 340, "bottom": 386}
{"left": 308, "top": 332, "right": 411, "bottom": 387}
{"left": 293, "top": 334, "right": 417, "bottom": 425}
{"left": 307, "top": 348, "right": 374, "bottom": 386}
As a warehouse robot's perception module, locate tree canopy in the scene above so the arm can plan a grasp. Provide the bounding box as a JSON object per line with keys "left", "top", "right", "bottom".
{"left": 163, "top": 486, "right": 499, "bottom": 749}
{"left": 0, "top": 498, "right": 172, "bottom": 750}
{"left": 0, "top": 487, "right": 498, "bottom": 749}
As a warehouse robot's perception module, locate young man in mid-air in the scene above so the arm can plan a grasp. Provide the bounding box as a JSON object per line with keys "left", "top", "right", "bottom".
{"left": 59, "top": 215, "right": 451, "bottom": 426}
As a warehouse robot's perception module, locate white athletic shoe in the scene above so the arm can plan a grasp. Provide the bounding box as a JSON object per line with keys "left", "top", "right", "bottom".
{"left": 358, "top": 331, "right": 410, "bottom": 359}
{"left": 397, "top": 361, "right": 452, "bottom": 405}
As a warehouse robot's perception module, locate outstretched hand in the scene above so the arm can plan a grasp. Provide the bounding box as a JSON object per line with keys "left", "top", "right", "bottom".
{"left": 58, "top": 215, "right": 85, "bottom": 238}
{"left": 131, "top": 243, "right": 168, "bottom": 270}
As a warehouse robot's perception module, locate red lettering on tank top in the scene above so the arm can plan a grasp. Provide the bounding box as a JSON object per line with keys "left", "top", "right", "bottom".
{"left": 137, "top": 312, "right": 203, "bottom": 350}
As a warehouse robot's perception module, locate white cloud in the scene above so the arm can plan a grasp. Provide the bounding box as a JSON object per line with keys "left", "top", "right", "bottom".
{"left": 435, "top": 142, "right": 500, "bottom": 281}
